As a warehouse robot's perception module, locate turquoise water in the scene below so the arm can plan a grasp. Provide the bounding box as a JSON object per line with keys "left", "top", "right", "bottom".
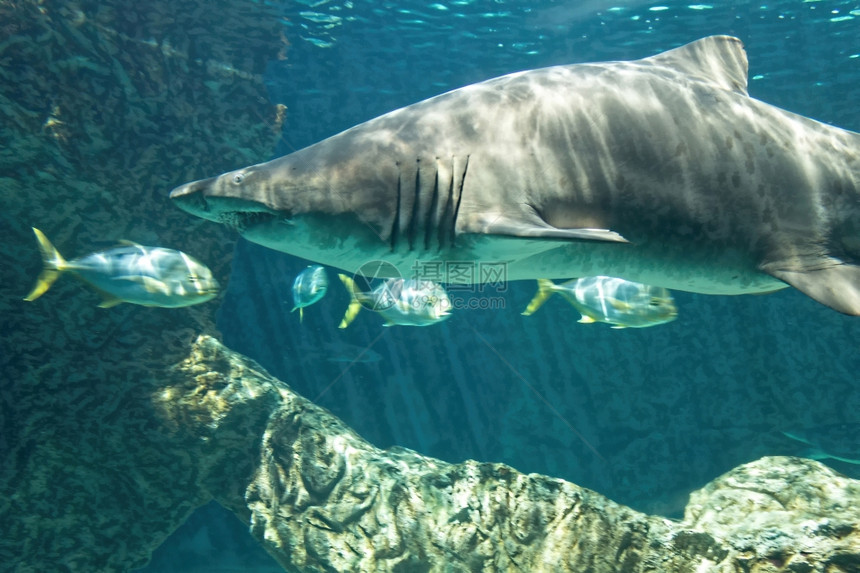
{"left": 137, "top": 1, "right": 860, "bottom": 571}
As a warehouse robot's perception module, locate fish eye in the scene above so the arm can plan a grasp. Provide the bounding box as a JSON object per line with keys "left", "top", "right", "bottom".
{"left": 188, "top": 275, "right": 198, "bottom": 282}
{"left": 232, "top": 172, "right": 245, "bottom": 184}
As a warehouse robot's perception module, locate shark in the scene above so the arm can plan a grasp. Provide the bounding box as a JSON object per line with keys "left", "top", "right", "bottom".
{"left": 170, "top": 35, "right": 860, "bottom": 315}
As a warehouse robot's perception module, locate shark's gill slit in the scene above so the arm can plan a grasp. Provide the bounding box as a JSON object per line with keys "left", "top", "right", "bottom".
{"left": 390, "top": 169, "right": 402, "bottom": 251}
{"left": 407, "top": 159, "right": 422, "bottom": 252}
{"left": 425, "top": 168, "right": 440, "bottom": 251}
{"left": 451, "top": 155, "right": 469, "bottom": 245}
{"left": 438, "top": 159, "right": 455, "bottom": 251}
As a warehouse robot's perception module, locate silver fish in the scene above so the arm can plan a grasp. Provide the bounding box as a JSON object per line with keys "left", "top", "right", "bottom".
{"left": 291, "top": 264, "right": 328, "bottom": 322}
{"left": 522, "top": 277, "right": 677, "bottom": 329}
{"left": 337, "top": 274, "right": 451, "bottom": 328}
{"left": 24, "top": 227, "right": 218, "bottom": 308}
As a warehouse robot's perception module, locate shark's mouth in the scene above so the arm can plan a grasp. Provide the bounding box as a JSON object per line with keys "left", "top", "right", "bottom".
{"left": 218, "top": 210, "right": 281, "bottom": 232}
{"left": 169, "top": 179, "right": 286, "bottom": 231}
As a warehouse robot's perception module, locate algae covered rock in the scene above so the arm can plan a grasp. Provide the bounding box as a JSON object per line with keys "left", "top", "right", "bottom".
{"left": 3, "top": 323, "right": 860, "bottom": 571}
{"left": 684, "top": 456, "right": 860, "bottom": 572}
{"left": 158, "top": 336, "right": 860, "bottom": 573}
{"left": 0, "top": 0, "right": 284, "bottom": 570}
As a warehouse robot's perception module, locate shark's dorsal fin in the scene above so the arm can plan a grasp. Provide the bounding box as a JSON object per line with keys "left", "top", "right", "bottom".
{"left": 644, "top": 35, "right": 749, "bottom": 96}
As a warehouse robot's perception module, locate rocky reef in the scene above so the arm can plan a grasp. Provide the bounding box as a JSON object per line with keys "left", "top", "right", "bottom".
{"left": 0, "top": 0, "right": 283, "bottom": 569}
{"left": 161, "top": 336, "right": 860, "bottom": 573}
{"left": 17, "top": 334, "right": 860, "bottom": 572}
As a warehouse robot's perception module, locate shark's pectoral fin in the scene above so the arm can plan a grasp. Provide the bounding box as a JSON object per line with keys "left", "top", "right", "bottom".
{"left": 474, "top": 215, "right": 629, "bottom": 243}
{"left": 764, "top": 263, "right": 860, "bottom": 316}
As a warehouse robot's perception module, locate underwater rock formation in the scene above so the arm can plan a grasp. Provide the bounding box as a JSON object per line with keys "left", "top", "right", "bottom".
{"left": 4, "top": 324, "right": 859, "bottom": 571}
{"left": 152, "top": 336, "right": 858, "bottom": 573}
{"left": 0, "top": 0, "right": 284, "bottom": 570}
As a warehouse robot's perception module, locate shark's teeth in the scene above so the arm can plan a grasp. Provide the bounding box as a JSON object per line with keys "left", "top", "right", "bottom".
{"left": 216, "top": 212, "right": 241, "bottom": 229}
{"left": 218, "top": 211, "right": 277, "bottom": 231}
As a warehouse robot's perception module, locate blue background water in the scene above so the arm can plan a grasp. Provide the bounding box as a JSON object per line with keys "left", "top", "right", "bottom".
{"left": 139, "top": 1, "right": 860, "bottom": 571}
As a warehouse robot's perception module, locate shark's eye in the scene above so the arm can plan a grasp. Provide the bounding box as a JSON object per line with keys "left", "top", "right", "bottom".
{"left": 232, "top": 173, "right": 245, "bottom": 184}
{"left": 188, "top": 275, "right": 198, "bottom": 283}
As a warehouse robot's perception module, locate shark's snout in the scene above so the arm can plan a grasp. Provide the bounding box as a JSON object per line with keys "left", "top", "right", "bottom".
{"left": 169, "top": 177, "right": 220, "bottom": 221}
{"left": 169, "top": 177, "right": 210, "bottom": 199}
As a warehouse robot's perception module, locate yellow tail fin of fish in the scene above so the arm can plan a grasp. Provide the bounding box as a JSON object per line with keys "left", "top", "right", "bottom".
{"left": 24, "top": 228, "right": 67, "bottom": 302}
{"left": 290, "top": 305, "right": 304, "bottom": 323}
{"left": 337, "top": 274, "right": 364, "bottom": 329}
{"left": 521, "top": 279, "right": 557, "bottom": 316}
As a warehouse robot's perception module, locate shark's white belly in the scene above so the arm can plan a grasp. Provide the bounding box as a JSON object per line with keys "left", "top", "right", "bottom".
{"left": 501, "top": 240, "right": 788, "bottom": 294}
{"left": 255, "top": 222, "right": 787, "bottom": 295}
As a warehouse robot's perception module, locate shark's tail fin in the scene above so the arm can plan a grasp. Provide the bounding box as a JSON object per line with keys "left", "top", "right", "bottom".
{"left": 337, "top": 274, "right": 364, "bottom": 329}
{"left": 24, "top": 228, "right": 68, "bottom": 302}
{"left": 521, "top": 279, "right": 558, "bottom": 316}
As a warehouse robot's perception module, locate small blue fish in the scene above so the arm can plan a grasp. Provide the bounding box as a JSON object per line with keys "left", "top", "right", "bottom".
{"left": 24, "top": 228, "right": 219, "bottom": 308}
{"left": 291, "top": 265, "right": 328, "bottom": 322}
{"left": 338, "top": 274, "right": 451, "bottom": 328}
{"left": 522, "top": 277, "right": 677, "bottom": 328}
{"left": 781, "top": 423, "right": 860, "bottom": 465}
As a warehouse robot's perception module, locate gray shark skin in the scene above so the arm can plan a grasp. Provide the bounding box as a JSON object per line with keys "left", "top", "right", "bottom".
{"left": 170, "top": 36, "right": 860, "bottom": 315}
